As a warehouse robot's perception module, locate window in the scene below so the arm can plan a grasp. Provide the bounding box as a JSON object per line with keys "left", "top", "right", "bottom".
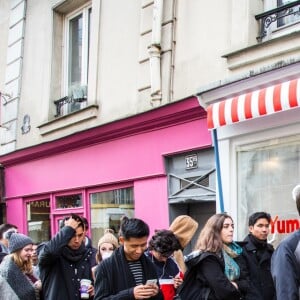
{"left": 27, "top": 199, "right": 51, "bottom": 243}
{"left": 56, "top": 193, "right": 83, "bottom": 208}
{"left": 89, "top": 187, "right": 134, "bottom": 247}
{"left": 62, "top": 6, "right": 91, "bottom": 115}
{"left": 277, "top": 0, "right": 300, "bottom": 27}
{"left": 256, "top": 0, "right": 300, "bottom": 41}
{"left": 237, "top": 136, "right": 300, "bottom": 247}
{"left": 53, "top": 3, "right": 92, "bottom": 117}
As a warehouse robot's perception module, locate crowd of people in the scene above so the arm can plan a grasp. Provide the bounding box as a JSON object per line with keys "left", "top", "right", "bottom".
{"left": 0, "top": 185, "right": 299, "bottom": 299}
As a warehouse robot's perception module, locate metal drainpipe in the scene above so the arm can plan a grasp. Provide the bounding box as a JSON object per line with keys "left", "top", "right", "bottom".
{"left": 148, "top": 0, "right": 163, "bottom": 105}
{"left": 212, "top": 129, "right": 225, "bottom": 213}
{"left": 197, "top": 96, "right": 225, "bottom": 212}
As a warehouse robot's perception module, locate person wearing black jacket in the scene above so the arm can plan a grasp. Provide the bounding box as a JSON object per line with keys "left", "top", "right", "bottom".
{"left": 82, "top": 216, "right": 97, "bottom": 267}
{"left": 178, "top": 213, "right": 249, "bottom": 300}
{"left": 94, "top": 217, "right": 163, "bottom": 300}
{"left": 38, "top": 214, "right": 95, "bottom": 299}
{"left": 242, "top": 212, "right": 275, "bottom": 300}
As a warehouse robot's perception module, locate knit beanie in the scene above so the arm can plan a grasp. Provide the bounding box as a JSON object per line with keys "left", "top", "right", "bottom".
{"left": 169, "top": 215, "right": 198, "bottom": 249}
{"left": 7, "top": 231, "right": 33, "bottom": 253}
{"left": 98, "top": 229, "right": 118, "bottom": 249}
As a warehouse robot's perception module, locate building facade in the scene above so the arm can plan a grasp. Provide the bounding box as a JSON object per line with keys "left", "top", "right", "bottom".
{"left": 198, "top": 0, "right": 300, "bottom": 246}
{"left": 0, "top": 0, "right": 300, "bottom": 247}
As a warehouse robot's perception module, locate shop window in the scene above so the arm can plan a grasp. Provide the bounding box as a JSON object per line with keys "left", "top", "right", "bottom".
{"left": 56, "top": 193, "right": 83, "bottom": 209}
{"left": 52, "top": 1, "right": 91, "bottom": 117}
{"left": 89, "top": 187, "right": 134, "bottom": 247}
{"left": 27, "top": 199, "right": 51, "bottom": 243}
{"left": 237, "top": 136, "right": 300, "bottom": 247}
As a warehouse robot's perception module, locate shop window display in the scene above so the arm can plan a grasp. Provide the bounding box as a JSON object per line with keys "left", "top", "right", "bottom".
{"left": 237, "top": 136, "right": 300, "bottom": 247}
{"left": 27, "top": 199, "right": 51, "bottom": 243}
{"left": 89, "top": 187, "right": 134, "bottom": 247}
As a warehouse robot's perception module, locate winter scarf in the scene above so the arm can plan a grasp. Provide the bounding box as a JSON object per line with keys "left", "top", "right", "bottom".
{"left": 61, "top": 243, "right": 86, "bottom": 262}
{"left": 0, "top": 256, "right": 36, "bottom": 300}
{"left": 248, "top": 234, "right": 268, "bottom": 262}
{"left": 222, "top": 242, "right": 242, "bottom": 281}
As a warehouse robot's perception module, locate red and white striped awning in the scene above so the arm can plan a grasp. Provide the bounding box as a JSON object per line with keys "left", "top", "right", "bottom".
{"left": 206, "top": 77, "right": 300, "bottom": 129}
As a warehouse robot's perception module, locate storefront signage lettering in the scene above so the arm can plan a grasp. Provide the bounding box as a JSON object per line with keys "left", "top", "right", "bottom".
{"left": 270, "top": 216, "right": 300, "bottom": 234}
{"left": 30, "top": 201, "right": 50, "bottom": 208}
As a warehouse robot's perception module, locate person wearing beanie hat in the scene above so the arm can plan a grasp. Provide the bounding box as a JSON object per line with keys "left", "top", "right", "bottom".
{"left": 8, "top": 231, "right": 33, "bottom": 253}
{"left": 0, "top": 231, "right": 41, "bottom": 299}
{"left": 271, "top": 184, "right": 300, "bottom": 300}
{"left": 39, "top": 214, "right": 95, "bottom": 299}
{"left": 92, "top": 229, "right": 119, "bottom": 280}
{"left": 169, "top": 215, "right": 198, "bottom": 273}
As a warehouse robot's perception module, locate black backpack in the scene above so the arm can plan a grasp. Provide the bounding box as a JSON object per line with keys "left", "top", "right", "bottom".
{"left": 174, "top": 251, "right": 211, "bottom": 300}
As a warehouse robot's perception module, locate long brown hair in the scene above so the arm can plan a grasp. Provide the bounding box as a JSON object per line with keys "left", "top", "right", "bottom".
{"left": 195, "top": 213, "right": 233, "bottom": 253}
{"left": 11, "top": 251, "right": 33, "bottom": 274}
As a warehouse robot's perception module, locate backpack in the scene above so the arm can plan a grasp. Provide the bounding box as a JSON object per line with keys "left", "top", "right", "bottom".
{"left": 174, "top": 251, "right": 211, "bottom": 300}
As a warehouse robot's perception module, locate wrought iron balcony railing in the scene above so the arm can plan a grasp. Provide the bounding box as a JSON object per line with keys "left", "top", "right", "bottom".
{"left": 255, "top": 0, "right": 300, "bottom": 42}
{"left": 54, "top": 95, "right": 87, "bottom": 117}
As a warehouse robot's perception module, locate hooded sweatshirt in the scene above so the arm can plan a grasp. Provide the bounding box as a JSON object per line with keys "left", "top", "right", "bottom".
{"left": 169, "top": 215, "right": 198, "bottom": 273}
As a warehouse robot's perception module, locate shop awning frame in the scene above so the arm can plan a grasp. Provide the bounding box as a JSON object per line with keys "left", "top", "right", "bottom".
{"left": 206, "top": 77, "right": 300, "bottom": 129}
{"left": 201, "top": 77, "right": 300, "bottom": 213}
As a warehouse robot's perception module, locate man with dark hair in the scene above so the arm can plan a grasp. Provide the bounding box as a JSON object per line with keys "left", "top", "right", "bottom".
{"left": 241, "top": 211, "right": 275, "bottom": 300}
{"left": 81, "top": 216, "right": 97, "bottom": 267}
{"left": 39, "top": 214, "right": 95, "bottom": 299}
{"left": 146, "top": 229, "right": 183, "bottom": 299}
{"left": 271, "top": 185, "right": 300, "bottom": 299}
{"left": 94, "top": 216, "right": 163, "bottom": 299}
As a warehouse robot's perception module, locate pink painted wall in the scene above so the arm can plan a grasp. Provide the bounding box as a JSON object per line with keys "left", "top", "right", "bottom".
{"left": 5, "top": 118, "right": 210, "bottom": 198}
{"left": 3, "top": 98, "right": 211, "bottom": 232}
{"left": 134, "top": 177, "right": 169, "bottom": 233}
{"left": 6, "top": 198, "right": 24, "bottom": 230}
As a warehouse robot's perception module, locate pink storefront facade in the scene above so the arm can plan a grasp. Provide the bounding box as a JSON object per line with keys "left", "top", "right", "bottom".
{"left": 0, "top": 97, "right": 213, "bottom": 247}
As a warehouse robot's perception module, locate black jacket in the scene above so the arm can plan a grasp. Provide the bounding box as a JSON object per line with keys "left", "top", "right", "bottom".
{"left": 38, "top": 226, "right": 94, "bottom": 300}
{"left": 242, "top": 234, "right": 275, "bottom": 300}
{"left": 179, "top": 250, "right": 245, "bottom": 300}
{"left": 94, "top": 246, "right": 163, "bottom": 300}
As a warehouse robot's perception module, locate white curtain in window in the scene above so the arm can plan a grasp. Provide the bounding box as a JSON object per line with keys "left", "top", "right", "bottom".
{"left": 237, "top": 136, "right": 300, "bottom": 247}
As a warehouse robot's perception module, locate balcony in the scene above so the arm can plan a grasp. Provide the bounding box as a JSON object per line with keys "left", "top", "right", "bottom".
{"left": 255, "top": 0, "right": 300, "bottom": 42}
{"left": 54, "top": 84, "right": 88, "bottom": 117}
{"left": 54, "top": 95, "right": 87, "bottom": 117}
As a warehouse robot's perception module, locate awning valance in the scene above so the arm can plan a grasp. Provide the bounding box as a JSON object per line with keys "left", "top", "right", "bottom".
{"left": 206, "top": 77, "right": 300, "bottom": 129}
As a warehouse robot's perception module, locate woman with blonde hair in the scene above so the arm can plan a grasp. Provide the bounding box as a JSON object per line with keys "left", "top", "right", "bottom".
{"left": 177, "top": 213, "right": 249, "bottom": 300}
{"left": 0, "top": 231, "right": 42, "bottom": 299}
{"left": 92, "top": 229, "right": 119, "bottom": 280}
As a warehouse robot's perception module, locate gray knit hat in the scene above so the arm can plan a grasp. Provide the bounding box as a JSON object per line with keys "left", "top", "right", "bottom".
{"left": 7, "top": 231, "right": 33, "bottom": 253}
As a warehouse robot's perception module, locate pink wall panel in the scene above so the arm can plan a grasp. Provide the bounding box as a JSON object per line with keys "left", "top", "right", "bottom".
{"left": 134, "top": 176, "right": 169, "bottom": 235}
{"left": 5, "top": 118, "right": 211, "bottom": 198}
{"left": 6, "top": 198, "right": 25, "bottom": 231}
